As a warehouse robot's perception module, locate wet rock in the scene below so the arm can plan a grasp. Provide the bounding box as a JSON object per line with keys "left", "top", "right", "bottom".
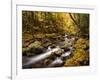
{"left": 29, "top": 47, "right": 43, "bottom": 54}
{"left": 28, "top": 41, "right": 42, "bottom": 48}
{"left": 22, "top": 47, "right": 30, "bottom": 56}
{"left": 48, "top": 54, "right": 57, "bottom": 60}
{"left": 43, "top": 59, "right": 52, "bottom": 66}
{"left": 48, "top": 57, "right": 64, "bottom": 67}
{"left": 42, "top": 42, "right": 52, "bottom": 48}
{"left": 53, "top": 49, "right": 64, "bottom": 57}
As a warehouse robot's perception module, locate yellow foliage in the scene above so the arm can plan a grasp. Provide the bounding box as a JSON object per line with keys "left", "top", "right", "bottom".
{"left": 64, "top": 49, "right": 88, "bottom": 66}
{"left": 74, "top": 38, "right": 89, "bottom": 49}
{"left": 64, "top": 38, "right": 89, "bottom": 67}
{"left": 64, "top": 25, "right": 78, "bottom": 35}
{"left": 61, "top": 13, "right": 78, "bottom": 35}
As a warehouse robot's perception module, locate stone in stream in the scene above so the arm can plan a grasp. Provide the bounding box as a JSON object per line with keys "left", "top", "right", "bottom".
{"left": 48, "top": 57, "right": 64, "bottom": 67}
{"left": 47, "top": 46, "right": 52, "bottom": 51}
{"left": 22, "top": 45, "right": 73, "bottom": 68}
{"left": 43, "top": 59, "right": 53, "bottom": 66}
{"left": 53, "top": 49, "right": 64, "bottom": 57}
{"left": 23, "top": 47, "right": 44, "bottom": 57}
{"left": 29, "top": 47, "right": 43, "bottom": 54}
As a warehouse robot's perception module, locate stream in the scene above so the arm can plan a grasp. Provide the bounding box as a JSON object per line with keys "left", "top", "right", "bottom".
{"left": 22, "top": 34, "right": 74, "bottom": 68}
{"left": 22, "top": 47, "right": 72, "bottom": 68}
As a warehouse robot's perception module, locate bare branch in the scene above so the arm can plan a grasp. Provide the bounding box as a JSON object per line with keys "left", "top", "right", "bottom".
{"left": 69, "top": 13, "right": 78, "bottom": 26}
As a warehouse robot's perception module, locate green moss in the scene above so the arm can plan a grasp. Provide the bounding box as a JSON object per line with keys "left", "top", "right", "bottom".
{"left": 28, "top": 41, "right": 42, "bottom": 48}
{"left": 34, "top": 33, "right": 45, "bottom": 38}
{"left": 45, "top": 33, "right": 57, "bottom": 38}
{"left": 22, "top": 47, "right": 30, "bottom": 53}
{"left": 42, "top": 42, "right": 52, "bottom": 48}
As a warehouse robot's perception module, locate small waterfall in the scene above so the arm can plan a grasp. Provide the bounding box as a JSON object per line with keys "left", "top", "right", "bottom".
{"left": 64, "top": 33, "right": 69, "bottom": 44}
{"left": 23, "top": 34, "right": 75, "bottom": 68}
{"left": 48, "top": 47, "right": 72, "bottom": 67}
{"left": 48, "top": 57, "right": 63, "bottom": 67}
{"left": 64, "top": 33, "right": 68, "bottom": 37}
{"left": 61, "top": 51, "right": 71, "bottom": 57}
{"left": 23, "top": 48, "right": 60, "bottom": 66}
{"left": 47, "top": 46, "right": 52, "bottom": 51}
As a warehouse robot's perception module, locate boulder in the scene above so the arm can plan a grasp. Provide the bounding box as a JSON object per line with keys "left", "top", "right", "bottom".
{"left": 28, "top": 41, "right": 42, "bottom": 48}
{"left": 54, "top": 49, "right": 64, "bottom": 57}
{"left": 29, "top": 47, "right": 43, "bottom": 54}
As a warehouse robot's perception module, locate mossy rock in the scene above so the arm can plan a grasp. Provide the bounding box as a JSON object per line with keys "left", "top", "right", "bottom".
{"left": 29, "top": 47, "right": 43, "bottom": 54}
{"left": 45, "top": 33, "right": 56, "bottom": 38}
{"left": 51, "top": 44, "right": 56, "bottom": 48}
{"left": 23, "top": 41, "right": 43, "bottom": 56}
{"left": 34, "top": 33, "right": 45, "bottom": 38}
{"left": 60, "top": 44, "right": 70, "bottom": 52}
{"left": 28, "top": 41, "right": 42, "bottom": 48}
{"left": 22, "top": 47, "right": 35, "bottom": 56}
{"left": 22, "top": 47, "right": 30, "bottom": 54}
{"left": 42, "top": 42, "right": 52, "bottom": 48}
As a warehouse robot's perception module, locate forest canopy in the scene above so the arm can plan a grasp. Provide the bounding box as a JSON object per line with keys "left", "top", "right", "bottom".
{"left": 22, "top": 11, "right": 89, "bottom": 39}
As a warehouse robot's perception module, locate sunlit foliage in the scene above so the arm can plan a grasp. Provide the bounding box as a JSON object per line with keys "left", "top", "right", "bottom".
{"left": 22, "top": 11, "right": 89, "bottom": 67}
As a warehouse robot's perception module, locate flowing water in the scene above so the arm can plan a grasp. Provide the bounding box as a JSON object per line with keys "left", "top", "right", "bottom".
{"left": 22, "top": 34, "right": 74, "bottom": 68}
{"left": 23, "top": 47, "right": 72, "bottom": 68}
{"left": 23, "top": 47, "right": 60, "bottom": 66}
